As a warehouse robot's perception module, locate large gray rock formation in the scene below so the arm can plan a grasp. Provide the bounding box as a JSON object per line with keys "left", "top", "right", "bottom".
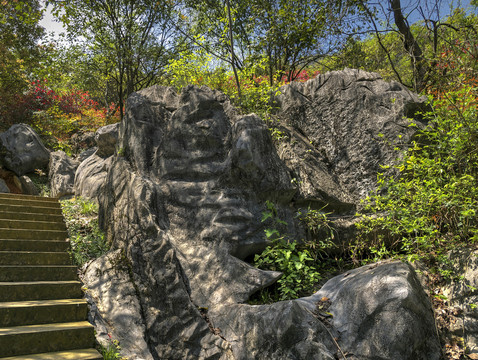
{"left": 209, "top": 261, "right": 441, "bottom": 360}
{"left": 49, "top": 151, "right": 79, "bottom": 198}
{"left": 84, "top": 78, "right": 440, "bottom": 359}
{"left": 0, "top": 123, "right": 50, "bottom": 176}
{"left": 276, "top": 68, "right": 428, "bottom": 207}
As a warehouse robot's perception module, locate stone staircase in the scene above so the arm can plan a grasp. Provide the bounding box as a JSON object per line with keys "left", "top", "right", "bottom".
{"left": 0, "top": 193, "right": 102, "bottom": 359}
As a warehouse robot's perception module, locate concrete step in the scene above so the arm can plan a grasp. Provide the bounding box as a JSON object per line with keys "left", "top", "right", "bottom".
{"left": 0, "top": 299, "right": 88, "bottom": 327}
{"left": 0, "top": 281, "right": 83, "bottom": 302}
{"left": 0, "top": 204, "right": 62, "bottom": 216}
{"left": 0, "top": 211, "right": 64, "bottom": 223}
{"left": 0, "top": 348, "right": 102, "bottom": 360}
{"left": 0, "top": 229, "right": 68, "bottom": 240}
{"left": 0, "top": 197, "right": 61, "bottom": 209}
{"left": 0, "top": 266, "right": 78, "bottom": 282}
{"left": 0, "top": 252, "right": 71, "bottom": 266}
{"left": 0, "top": 239, "right": 69, "bottom": 252}
{"left": 0, "top": 321, "right": 96, "bottom": 357}
{"left": 0, "top": 193, "right": 58, "bottom": 203}
{"left": 0, "top": 219, "right": 66, "bottom": 231}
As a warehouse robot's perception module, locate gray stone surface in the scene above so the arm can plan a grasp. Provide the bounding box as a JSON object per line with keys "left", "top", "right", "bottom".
{"left": 276, "top": 68, "right": 428, "bottom": 206}
{"left": 299, "top": 261, "right": 442, "bottom": 360}
{"left": 74, "top": 152, "right": 112, "bottom": 201}
{"left": 95, "top": 123, "right": 119, "bottom": 158}
{"left": 208, "top": 261, "right": 441, "bottom": 360}
{"left": 84, "top": 80, "right": 441, "bottom": 359}
{"left": 78, "top": 147, "right": 97, "bottom": 163}
{"left": 82, "top": 250, "right": 155, "bottom": 360}
{"left": 0, "top": 178, "right": 9, "bottom": 193}
{"left": 0, "top": 124, "right": 50, "bottom": 176}
{"left": 442, "top": 249, "right": 478, "bottom": 356}
{"left": 69, "top": 131, "right": 96, "bottom": 154}
{"left": 16, "top": 175, "right": 39, "bottom": 196}
{"left": 49, "top": 151, "right": 79, "bottom": 198}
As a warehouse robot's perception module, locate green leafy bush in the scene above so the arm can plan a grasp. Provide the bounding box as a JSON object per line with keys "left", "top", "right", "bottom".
{"left": 61, "top": 196, "right": 109, "bottom": 266}
{"left": 252, "top": 201, "right": 336, "bottom": 302}
{"left": 354, "top": 85, "right": 478, "bottom": 270}
{"left": 100, "top": 338, "right": 126, "bottom": 360}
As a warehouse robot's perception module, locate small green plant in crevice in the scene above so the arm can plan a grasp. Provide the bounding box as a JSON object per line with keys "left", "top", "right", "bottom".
{"left": 252, "top": 201, "right": 324, "bottom": 302}
{"left": 100, "top": 337, "right": 127, "bottom": 360}
{"left": 297, "top": 206, "right": 336, "bottom": 261}
{"left": 29, "top": 169, "right": 50, "bottom": 197}
{"left": 61, "top": 196, "right": 109, "bottom": 266}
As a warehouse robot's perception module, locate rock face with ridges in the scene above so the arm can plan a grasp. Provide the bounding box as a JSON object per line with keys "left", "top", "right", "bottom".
{"left": 0, "top": 124, "right": 50, "bottom": 176}
{"left": 74, "top": 153, "right": 112, "bottom": 201}
{"left": 276, "top": 68, "right": 428, "bottom": 207}
{"left": 49, "top": 151, "right": 79, "bottom": 198}
{"left": 86, "top": 77, "right": 441, "bottom": 359}
{"left": 442, "top": 249, "right": 478, "bottom": 357}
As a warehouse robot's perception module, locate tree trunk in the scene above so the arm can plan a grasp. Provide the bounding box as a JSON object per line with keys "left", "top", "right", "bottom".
{"left": 390, "top": 0, "right": 428, "bottom": 91}
{"left": 226, "top": 0, "right": 241, "bottom": 102}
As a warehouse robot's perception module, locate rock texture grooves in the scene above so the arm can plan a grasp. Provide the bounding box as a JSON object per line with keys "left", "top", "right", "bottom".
{"left": 83, "top": 73, "right": 440, "bottom": 359}
{"left": 276, "top": 68, "right": 428, "bottom": 206}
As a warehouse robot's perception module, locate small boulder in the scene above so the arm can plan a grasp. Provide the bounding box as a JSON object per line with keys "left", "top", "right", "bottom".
{"left": 304, "top": 260, "right": 442, "bottom": 360}
{"left": 70, "top": 131, "right": 96, "bottom": 154}
{"left": 0, "top": 178, "right": 9, "bottom": 193}
{"left": 15, "top": 175, "right": 39, "bottom": 196}
{"left": 49, "top": 151, "right": 80, "bottom": 198}
{"left": 78, "top": 147, "right": 97, "bottom": 163}
{"left": 75, "top": 153, "right": 112, "bottom": 201}
{"left": 95, "top": 123, "right": 119, "bottom": 158}
{"left": 0, "top": 124, "right": 50, "bottom": 176}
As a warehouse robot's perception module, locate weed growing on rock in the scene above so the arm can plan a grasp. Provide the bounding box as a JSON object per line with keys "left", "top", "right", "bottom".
{"left": 353, "top": 85, "right": 478, "bottom": 357}
{"left": 61, "top": 196, "right": 109, "bottom": 266}
{"left": 29, "top": 169, "right": 50, "bottom": 197}
{"left": 252, "top": 201, "right": 336, "bottom": 302}
{"left": 100, "top": 337, "right": 126, "bottom": 360}
{"left": 354, "top": 85, "right": 478, "bottom": 266}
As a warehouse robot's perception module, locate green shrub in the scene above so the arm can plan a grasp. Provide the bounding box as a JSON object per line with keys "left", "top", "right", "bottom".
{"left": 100, "top": 338, "right": 126, "bottom": 360}
{"left": 61, "top": 196, "right": 109, "bottom": 266}
{"left": 252, "top": 201, "right": 337, "bottom": 302}
{"left": 354, "top": 85, "right": 478, "bottom": 270}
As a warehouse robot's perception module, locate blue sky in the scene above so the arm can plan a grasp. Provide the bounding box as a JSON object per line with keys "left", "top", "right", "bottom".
{"left": 39, "top": 0, "right": 475, "bottom": 39}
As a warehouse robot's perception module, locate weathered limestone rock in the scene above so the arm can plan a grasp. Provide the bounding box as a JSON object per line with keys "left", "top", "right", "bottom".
{"left": 0, "top": 124, "right": 50, "bottom": 176}
{"left": 74, "top": 153, "right": 112, "bottom": 201}
{"left": 70, "top": 131, "right": 96, "bottom": 154}
{"left": 276, "top": 68, "right": 428, "bottom": 206}
{"left": 442, "top": 249, "right": 478, "bottom": 356}
{"left": 73, "top": 124, "right": 119, "bottom": 200}
{"left": 208, "top": 261, "right": 441, "bottom": 360}
{"left": 0, "top": 178, "right": 9, "bottom": 193}
{"left": 95, "top": 123, "right": 119, "bottom": 158}
{"left": 85, "top": 80, "right": 440, "bottom": 359}
{"left": 82, "top": 250, "right": 155, "bottom": 360}
{"left": 303, "top": 261, "right": 441, "bottom": 360}
{"left": 15, "top": 175, "right": 39, "bottom": 196}
{"left": 49, "top": 151, "right": 79, "bottom": 198}
{"left": 78, "top": 147, "right": 97, "bottom": 163}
